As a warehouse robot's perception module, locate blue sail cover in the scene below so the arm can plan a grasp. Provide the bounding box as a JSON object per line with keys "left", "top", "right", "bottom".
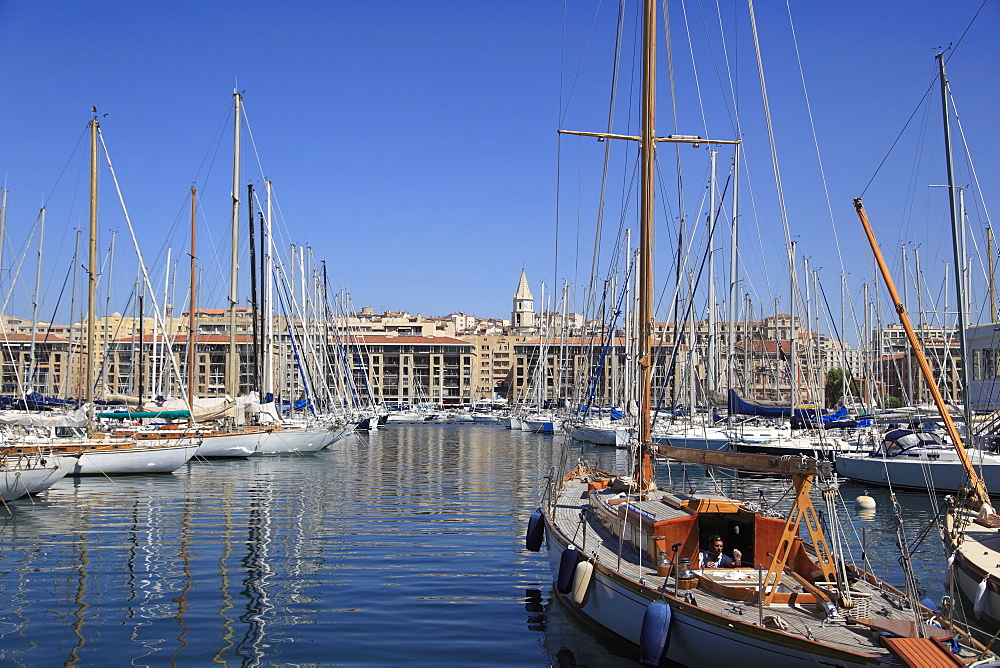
{"left": 727, "top": 389, "right": 826, "bottom": 420}
{"left": 0, "top": 391, "right": 75, "bottom": 411}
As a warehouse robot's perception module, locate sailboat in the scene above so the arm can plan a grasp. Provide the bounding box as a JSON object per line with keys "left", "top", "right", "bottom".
{"left": 835, "top": 54, "right": 1000, "bottom": 495}
{"left": 527, "top": 5, "right": 986, "bottom": 665}
{"left": 2, "top": 111, "right": 201, "bottom": 476}
{"left": 62, "top": 112, "right": 199, "bottom": 474}
{"left": 0, "top": 447, "right": 70, "bottom": 500}
{"left": 844, "top": 53, "right": 1000, "bottom": 627}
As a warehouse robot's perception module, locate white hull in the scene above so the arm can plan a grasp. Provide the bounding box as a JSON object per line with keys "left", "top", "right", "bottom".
{"left": 570, "top": 424, "right": 630, "bottom": 448}
{"left": 946, "top": 506, "right": 1000, "bottom": 625}
{"left": 195, "top": 430, "right": 266, "bottom": 458}
{"left": 255, "top": 426, "right": 330, "bottom": 454}
{"left": 652, "top": 425, "right": 731, "bottom": 451}
{"left": 952, "top": 550, "right": 1000, "bottom": 624}
{"left": 386, "top": 412, "right": 443, "bottom": 424}
{"left": 68, "top": 442, "right": 198, "bottom": 475}
{"left": 835, "top": 451, "right": 1000, "bottom": 492}
{"left": 472, "top": 414, "right": 499, "bottom": 423}
{"left": 0, "top": 460, "right": 70, "bottom": 500}
{"left": 323, "top": 424, "right": 354, "bottom": 448}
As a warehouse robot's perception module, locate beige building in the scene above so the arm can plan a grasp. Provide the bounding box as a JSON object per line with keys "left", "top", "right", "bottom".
{"left": 350, "top": 336, "right": 476, "bottom": 407}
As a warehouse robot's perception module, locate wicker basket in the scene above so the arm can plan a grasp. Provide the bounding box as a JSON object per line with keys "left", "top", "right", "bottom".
{"left": 845, "top": 591, "right": 872, "bottom": 618}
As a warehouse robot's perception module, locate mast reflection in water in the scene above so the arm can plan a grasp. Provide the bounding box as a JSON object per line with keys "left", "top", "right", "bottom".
{"left": 0, "top": 425, "right": 947, "bottom": 665}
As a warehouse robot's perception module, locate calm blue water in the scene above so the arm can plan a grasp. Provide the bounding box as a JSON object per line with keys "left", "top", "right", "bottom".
{"left": 0, "top": 425, "right": 958, "bottom": 665}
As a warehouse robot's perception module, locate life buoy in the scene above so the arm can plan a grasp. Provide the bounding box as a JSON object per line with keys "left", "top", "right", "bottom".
{"left": 557, "top": 548, "right": 579, "bottom": 594}
{"left": 975, "top": 577, "right": 989, "bottom": 617}
{"left": 571, "top": 561, "right": 593, "bottom": 605}
{"left": 525, "top": 509, "right": 544, "bottom": 552}
{"left": 639, "top": 600, "right": 672, "bottom": 666}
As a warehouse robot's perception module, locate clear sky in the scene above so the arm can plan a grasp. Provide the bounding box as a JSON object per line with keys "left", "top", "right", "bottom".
{"left": 0, "top": 1, "right": 996, "bottom": 343}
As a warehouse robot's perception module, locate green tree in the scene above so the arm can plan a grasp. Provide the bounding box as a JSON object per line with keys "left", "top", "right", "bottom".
{"left": 824, "top": 368, "right": 858, "bottom": 406}
{"left": 884, "top": 395, "right": 904, "bottom": 409}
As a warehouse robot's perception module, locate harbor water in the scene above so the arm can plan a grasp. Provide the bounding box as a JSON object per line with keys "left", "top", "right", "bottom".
{"left": 0, "top": 424, "right": 965, "bottom": 665}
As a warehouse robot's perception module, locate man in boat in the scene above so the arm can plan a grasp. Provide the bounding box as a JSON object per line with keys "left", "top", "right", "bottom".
{"left": 698, "top": 535, "right": 742, "bottom": 568}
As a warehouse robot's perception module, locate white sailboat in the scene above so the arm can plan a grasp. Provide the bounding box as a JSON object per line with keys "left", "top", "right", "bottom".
{"left": 14, "top": 112, "right": 200, "bottom": 477}
{"left": 0, "top": 449, "right": 70, "bottom": 500}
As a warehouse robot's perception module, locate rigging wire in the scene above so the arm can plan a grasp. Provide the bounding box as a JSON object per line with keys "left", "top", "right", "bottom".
{"left": 859, "top": 0, "right": 990, "bottom": 197}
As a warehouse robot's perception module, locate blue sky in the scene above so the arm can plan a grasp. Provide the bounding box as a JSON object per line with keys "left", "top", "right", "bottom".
{"left": 0, "top": 1, "right": 996, "bottom": 344}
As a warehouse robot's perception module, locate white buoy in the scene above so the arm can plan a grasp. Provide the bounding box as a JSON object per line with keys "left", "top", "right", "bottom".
{"left": 855, "top": 492, "right": 876, "bottom": 511}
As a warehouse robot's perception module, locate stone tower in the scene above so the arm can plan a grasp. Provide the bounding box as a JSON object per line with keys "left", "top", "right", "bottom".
{"left": 512, "top": 269, "right": 535, "bottom": 331}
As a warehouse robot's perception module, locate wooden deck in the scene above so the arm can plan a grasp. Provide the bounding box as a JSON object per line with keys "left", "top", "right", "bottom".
{"left": 550, "top": 474, "right": 978, "bottom": 661}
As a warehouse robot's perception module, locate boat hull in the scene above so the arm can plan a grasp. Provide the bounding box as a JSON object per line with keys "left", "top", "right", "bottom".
{"left": 255, "top": 426, "right": 330, "bottom": 454}
{"left": 525, "top": 421, "right": 555, "bottom": 434}
{"left": 570, "top": 425, "right": 630, "bottom": 448}
{"left": 835, "top": 453, "right": 1000, "bottom": 492}
{"left": 543, "top": 521, "right": 880, "bottom": 667}
{"left": 68, "top": 442, "right": 198, "bottom": 475}
{"left": 196, "top": 430, "right": 265, "bottom": 458}
{"left": 0, "top": 461, "right": 70, "bottom": 500}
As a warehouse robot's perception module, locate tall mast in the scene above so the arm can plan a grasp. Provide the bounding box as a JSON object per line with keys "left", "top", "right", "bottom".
{"left": 264, "top": 179, "right": 274, "bottom": 396}
{"left": 707, "top": 149, "right": 717, "bottom": 398}
{"left": 67, "top": 229, "right": 81, "bottom": 398}
{"left": 726, "top": 147, "right": 740, "bottom": 422}
{"left": 0, "top": 188, "right": 7, "bottom": 287}
{"left": 28, "top": 207, "right": 45, "bottom": 396}
{"left": 138, "top": 293, "right": 146, "bottom": 407}
{"left": 228, "top": 91, "right": 242, "bottom": 398}
{"left": 248, "top": 183, "right": 260, "bottom": 397}
{"left": 188, "top": 186, "right": 197, "bottom": 425}
{"left": 938, "top": 53, "right": 974, "bottom": 436}
{"left": 636, "top": 0, "right": 656, "bottom": 490}
{"left": 989, "top": 226, "right": 997, "bottom": 324}
{"left": 87, "top": 113, "right": 99, "bottom": 432}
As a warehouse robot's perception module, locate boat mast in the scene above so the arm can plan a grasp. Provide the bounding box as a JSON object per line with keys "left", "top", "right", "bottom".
{"left": 988, "top": 226, "right": 997, "bottom": 324}
{"left": 938, "top": 53, "right": 975, "bottom": 439}
{"left": 87, "top": 112, "right": 99, "bottom": 433}
{"left": 28, "top": 207, "right": 45, "bottom": 396}
{"left": 188, "top": 186, "right": 197, "bottom": 425}
{"left": 854, "top": 198, "right": 989, "bottom": 506}
{"left": 228, "top": 91, "right": 242, "bottom": 398}
{"left": 726, "top": 147, "right": 740, "bottom": 423}
{"left": 264, "top": 180, "right": 274, "bottom": 397}
{"left": 637, "top": 0, "right": 655, "bottom": 490}
{"left": 248, "top": 183, "right": 260, "bottom": 397}
{"left": 707, "top": 149, "right": 717, "bottom": 400}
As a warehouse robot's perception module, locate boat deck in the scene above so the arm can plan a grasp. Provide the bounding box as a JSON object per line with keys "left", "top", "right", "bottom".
{"left": 550, "top": 473, "right": 974, "bottom": 661}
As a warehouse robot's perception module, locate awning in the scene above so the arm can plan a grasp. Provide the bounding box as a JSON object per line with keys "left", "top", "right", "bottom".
{"left": 97, "top": 410, "right": 191, "bottom": 420}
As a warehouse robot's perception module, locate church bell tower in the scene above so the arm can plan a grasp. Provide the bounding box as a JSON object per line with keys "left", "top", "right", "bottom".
{"left": 512, "top": 269, "right": 535, "bottom": 332}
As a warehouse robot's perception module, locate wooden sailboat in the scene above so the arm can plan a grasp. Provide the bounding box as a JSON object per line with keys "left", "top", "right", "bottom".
{"left": 53, "top": 111, "right": 199, "bottom": 474}
{"left": 527, "top": 5, "right": 985, "bottom": 665}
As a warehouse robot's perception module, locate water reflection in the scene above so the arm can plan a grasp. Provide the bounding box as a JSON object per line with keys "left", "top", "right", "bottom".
{"left": 0, "top": 426, "right": 967, "bottom": 665}
{"left": 0, "top": 426, "right": 578, "bottom": 665}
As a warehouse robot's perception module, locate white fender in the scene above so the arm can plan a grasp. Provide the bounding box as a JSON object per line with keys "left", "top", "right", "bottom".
{"left": 571, "top": 561, "right": 594, "bottom": 605}
{"left": 974, "top": 577, "right": 989, "bottom": 617}
{"left": 943, "top": 554, "right": 954, "bottom": 590}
